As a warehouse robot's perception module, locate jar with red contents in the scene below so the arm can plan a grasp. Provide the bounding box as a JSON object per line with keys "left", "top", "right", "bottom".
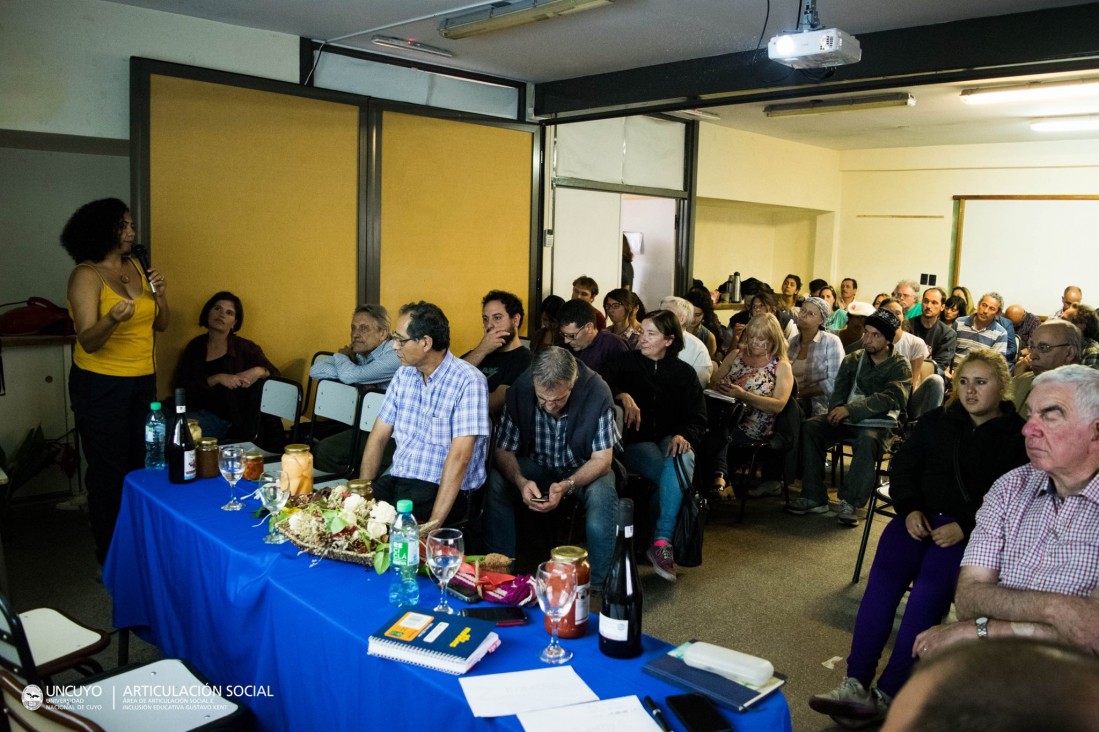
{"left": 545, "top": 545, "right": 590, "bottom": 638}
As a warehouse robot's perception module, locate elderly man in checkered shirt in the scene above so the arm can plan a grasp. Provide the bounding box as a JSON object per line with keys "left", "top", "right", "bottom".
{"left": 915, "top": 364, "right": 1099, "bottom": 658}
{"left": 483, "top": 346, "right": 620, "bottom": 586}
{"left": 359, "top": 301, "right": 490, "bottom": 527}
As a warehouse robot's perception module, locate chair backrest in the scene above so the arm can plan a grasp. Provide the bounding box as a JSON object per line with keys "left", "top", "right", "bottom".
{"left": 259, "top": 377, "right": 303, "bottom": 433}
{"left": 1, "top": 669, "right": 103, "bottom": 732}
{"left": 768, "top": 381, "right": 801, "bottom": 453}
{"left": 304, "top": 351, "right": 335, "bottom": 415}
{"left": 312, "top": 380, "right": 361, "bottom": 427}
{"left": 0, "top": 594, "right": 42, "bottom": 688}
{"left": 358, "top": 391, "right": 386, "bottom": 433}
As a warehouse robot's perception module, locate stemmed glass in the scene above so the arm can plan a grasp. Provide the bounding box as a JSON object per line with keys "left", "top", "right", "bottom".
{"left": 258, "top": 479, "right": 290, "bottom": 544}
{"left": 532, "top": 561, "right": 578, "bottom": 664}
{"left": 218, "top": 445, "right": 245, "bottom": 511}
{"left": 425, "top": 528, "right": 464, "bottom": 615}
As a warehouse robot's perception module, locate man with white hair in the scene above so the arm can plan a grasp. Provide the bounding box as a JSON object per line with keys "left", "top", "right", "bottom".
{"left": 914, "top": 364, "right": 1099, "bottom": 659}
{"left": 660, "top": 295, "right": 714, "bottom": 387}
{"left": 892, "top": 279, "right": 922, "bottom": 319}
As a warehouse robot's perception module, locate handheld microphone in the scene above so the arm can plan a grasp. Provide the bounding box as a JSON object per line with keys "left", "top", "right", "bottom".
{"left": 131, "top": 244, "right": 156, "bottom": 294}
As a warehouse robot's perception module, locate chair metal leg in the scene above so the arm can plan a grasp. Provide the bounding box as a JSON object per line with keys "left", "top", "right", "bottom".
{"left": 852, "top": 491, "right": 879, "bottom": 584}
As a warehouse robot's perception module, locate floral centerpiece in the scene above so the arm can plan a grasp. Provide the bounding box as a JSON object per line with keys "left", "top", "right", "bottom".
{"left": 277, "top": 489, "right": 435, "bottom": 573}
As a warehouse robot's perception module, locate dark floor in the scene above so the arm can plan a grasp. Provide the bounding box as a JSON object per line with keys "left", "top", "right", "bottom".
{"left": 2, "top": 479, "right": 911, "bottom": 731}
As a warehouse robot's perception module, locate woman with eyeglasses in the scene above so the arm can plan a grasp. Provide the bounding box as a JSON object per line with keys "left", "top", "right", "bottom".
{"left": 809, "top": 348, "right": 1026, "bottom": 726}
{"left": 602, "top": 310, "right": 708, "bottom": 583}
{"left": 603, "top": 288, "right": 642, "bottom": 349}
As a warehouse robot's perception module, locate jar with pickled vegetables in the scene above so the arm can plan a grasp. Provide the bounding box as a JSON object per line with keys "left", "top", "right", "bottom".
{"left": 242, "top": 450, "right": 265, "bottom": 482}
{"left": 281, "top": 444, "right": 314, "bottom": 496}
{"left": 546, "top": 546, "right": 590, "bottom": 638}
{"left": 346, "top": 479, "right": 372, "bottom": 498}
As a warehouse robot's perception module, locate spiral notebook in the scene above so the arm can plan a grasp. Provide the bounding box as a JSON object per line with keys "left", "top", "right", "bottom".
{"left": 367, "top": 608, "right": 500, "bottom": 675}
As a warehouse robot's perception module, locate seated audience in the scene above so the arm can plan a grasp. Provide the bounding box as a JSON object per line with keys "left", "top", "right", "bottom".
{"left": 883, "top": 639, "right": 1099, "bottom": 732}
{"left": 173, "top": 291, "right": 279, "bottom": 440}
{"left": 1004, "top": 303, "right": 1041, "bottom": 356}
{"left": 838, "top": 277, "right": 858, "bottom": 312}
{"left": 1051, "top": 284, "right": 1083, "bottom": 319}
{"left": 837, "top": 301, "right": 874, "bottom": 349}
{"left": 788, "top": 296, "right": 844, "bottom": 418}
{"left": 604, "top": 287, "right": 642, "bottom": 349}
{"left": 660, "top": 296, "right": 715, "bottom": 387}
{"left": 777, "top": 273, "right": 802, "bottom": 315}
{"left": 819, "top": 285, "right": 846, "bottom": 331}
{"left": 557, "top": 298, "right": 628, "bottom": 376}
{"left": 359, "top": 302, "right": 489, "bottom": 525}
{"left": 685, "top": 289, "right": 719, "bottom": 357}
{"left": 704, "top": 313, "right": 794, "bottom": 499}
{"left": 461, "top": 290, "right": 533, "bottom": 415}
{"left": 914, "top": 364, "right": 1099, "bottom": 660}
{"left": 571, "top": 274, "right": 607, "bottom": 330}
{"left": 1063, "top": 303, "right": 1099, "bottom": 367}
{"left": 878, "top": 299, "right": 929, "bottom": 383}
{"left": 483, "top": 347, "right": 619, "bottom": 586}
{"left": 871, "top": 292, "right": 890, "bottom": 309}
{"left": 1011, "top": 320, "right": 1081, "bottom": 411}
{"left": 787, "top": 308, "right": 912, "bottom": 526}
{"left": 941, "top": 295, "right": 966, "bottom": 328}
{"left": 952, "top": 292, "right": 1009, "bottom": 374}
{"left": 907, "top": 287, "right": 956, "bottom": 376}
{"left": 309, "top": 304, "right": 400, "bottom": 473}
{"left": 952, "top": 286, "right": 975, "bottom": 315}
{"left": 747, "top": 290, "right": 797, "bottom": 341}
{"left": 603, "top": 310, "right": 707, "bottom": 583}
{"left": 809, "top": 349, "right": 1025, "bottom": 726}
{"left": 807, "top": 278, "right": 828, "bottom": 297}
{"left": 892, "top": 280, "right": 922, "bottom": 319}
{"left": 530, "top": 294, "right": 565, "bottom": 354}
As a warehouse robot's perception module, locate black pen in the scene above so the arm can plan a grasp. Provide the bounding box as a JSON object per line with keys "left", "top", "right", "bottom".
{"left": 643, "top": 695, "right": 672, "bottom": 732}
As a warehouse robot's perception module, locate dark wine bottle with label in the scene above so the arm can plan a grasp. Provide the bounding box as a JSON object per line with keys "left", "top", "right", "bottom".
{"left": 599, "top": 498, "right": 643, "bottom": 658}
{"left": 167, "top": 387, "right": 196, "bottom": 484}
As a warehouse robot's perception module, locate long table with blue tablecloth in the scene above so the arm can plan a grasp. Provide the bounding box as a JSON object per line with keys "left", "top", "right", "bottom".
{"left": 104, "top": 470, "right": 791, "bottom": 731}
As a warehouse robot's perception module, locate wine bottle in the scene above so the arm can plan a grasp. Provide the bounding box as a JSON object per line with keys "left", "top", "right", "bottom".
{"left": 599, "top": 498, "right": 643, "bottom": 658}
{"left": 167, "top": 387, "right": 196, "bottom": 484}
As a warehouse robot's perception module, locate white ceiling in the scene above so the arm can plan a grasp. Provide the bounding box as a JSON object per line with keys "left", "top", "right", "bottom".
{"left": 103, "top": 0, "right": 1099, "bottom": 148}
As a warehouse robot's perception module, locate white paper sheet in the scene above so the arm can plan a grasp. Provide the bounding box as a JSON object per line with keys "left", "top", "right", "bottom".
{"left": 518, "top": 696, "right": 662, "bottom": 732}
{"left": 458, "top": 666, "right": 598, "bottom": 718}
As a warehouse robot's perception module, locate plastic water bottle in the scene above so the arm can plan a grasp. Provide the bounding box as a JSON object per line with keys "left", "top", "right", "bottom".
{"left": 388, "top": 499, "right": 420, "bottom": 607}
{"left": 144, "top": 401, "right": 167, "bottom": 470}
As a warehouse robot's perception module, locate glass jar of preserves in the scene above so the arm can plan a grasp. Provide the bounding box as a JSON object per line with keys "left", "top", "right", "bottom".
{"left": 546, "top": 545, "right": 590, "bottom": 638}
{"left": 281, "top": 444, "right": 314, "bottom": 496}
{"left": 195, "top": 437, "right": 219, "bottom": 479}
{"left": 187, "top": 419, "right": 202, "bottom": 444}
{"left": 242, "top": 450, "right": 266, "bottom": 482}
{"left": 346, "top": 479, "right": 372, "bottom": 498}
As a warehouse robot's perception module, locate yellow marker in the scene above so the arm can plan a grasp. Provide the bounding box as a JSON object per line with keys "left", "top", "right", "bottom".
{"left": 450, "top": 627, "right": 472, "bottom": 648}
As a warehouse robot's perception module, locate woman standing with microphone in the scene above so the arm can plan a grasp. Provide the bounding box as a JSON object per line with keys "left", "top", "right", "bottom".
{"left": 62, "top": 198, "right": 169, "bottom": 563}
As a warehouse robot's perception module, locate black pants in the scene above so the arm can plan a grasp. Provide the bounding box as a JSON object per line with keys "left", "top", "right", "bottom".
{"left": 372, "top": 473, "right": 469, "bottom": 526}
{"left": 69, "top": 365, "right": 156, "bottom": 564}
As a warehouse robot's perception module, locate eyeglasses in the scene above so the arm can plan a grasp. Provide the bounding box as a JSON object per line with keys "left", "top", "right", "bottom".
{"left": 389, "top": 333, "right": 418, "bottom": 347}
{"left": 1032, "top": 342, "right": 1071, "bottom": 354}
{"left": 535, "top": 389, "right": 572, "bottom": 407}
{"left": 559, "top": 326, "right": 587, "bottom": 342}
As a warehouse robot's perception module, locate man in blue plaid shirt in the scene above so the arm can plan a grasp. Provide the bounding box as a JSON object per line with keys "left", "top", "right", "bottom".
{"left": 484, "top": 347, "right": 620, "bottom": 585}
{"left": 360, "top": 302, "right": 490, "bottom": 526}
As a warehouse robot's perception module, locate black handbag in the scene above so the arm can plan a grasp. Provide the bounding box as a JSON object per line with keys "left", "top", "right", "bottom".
{"left": 672, "top": 453, "right": 708, "bottom": 567}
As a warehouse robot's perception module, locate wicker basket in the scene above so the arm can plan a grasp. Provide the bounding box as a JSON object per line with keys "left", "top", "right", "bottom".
{"left": 278, "top": 516, "right": 438, "bottom": 568}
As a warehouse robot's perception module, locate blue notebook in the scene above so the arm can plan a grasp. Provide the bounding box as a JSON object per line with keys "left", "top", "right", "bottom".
{"left": 643, "top": 642, "right": 786, "bottom": 712}
{"left": 367, "top": 608, "right": 500, "bottom": 675}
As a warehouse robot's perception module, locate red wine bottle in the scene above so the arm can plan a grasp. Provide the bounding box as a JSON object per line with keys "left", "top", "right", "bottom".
{"left": 599, "top": 498, "right": 643, "bottom": 658}
{"left": 167, "top": 387, "right": 196, "bottom": 483}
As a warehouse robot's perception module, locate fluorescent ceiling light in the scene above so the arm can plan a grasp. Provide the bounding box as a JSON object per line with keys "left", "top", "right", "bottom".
{"left": 439, "top": 0, "right": 614, "bottom": 40}
{"left": 667, "top": 108, "right": 722, "bottom": 121}
{"left": 960, "top": 78, "right": 1099, "bottom": 105}
{"left": 371, "top": 35, "right": 454, "bottom": 58}
{"left": 764, "top": 93, "right": 915, "bottom": 118}
{"left": 1031, "top": 116, "right": 1099, "bottom": 132}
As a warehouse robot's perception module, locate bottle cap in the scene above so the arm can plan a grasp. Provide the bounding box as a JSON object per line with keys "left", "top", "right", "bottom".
{"left": 396, "top": 499, "right": 413, "bottom": 513}
{"left": 150, "top": 401, "right": 162, "bottom": 410}
{"left": 174, "top": 387, "right": 186, "bottom": 403}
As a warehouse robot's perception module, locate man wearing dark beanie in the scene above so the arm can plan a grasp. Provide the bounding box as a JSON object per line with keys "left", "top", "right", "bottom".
{"left": 788, "top": 307, "right": 912, "bottom": 526}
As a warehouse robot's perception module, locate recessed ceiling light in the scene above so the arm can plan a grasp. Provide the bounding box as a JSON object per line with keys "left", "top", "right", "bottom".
{"left": 1030, "top": 115, "right": 1099, "bottom": 132}
{"left": 960, "top": 78, "right": 1099, "bottom": 105}
{"left": 371, "top": 35, "right": 454, "bottom": 58}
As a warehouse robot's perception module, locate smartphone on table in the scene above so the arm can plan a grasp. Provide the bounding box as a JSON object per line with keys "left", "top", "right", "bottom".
{"left": 460, "top": 606, "right": 528, "bottom": 626}
{"left": 666, "top": 693, "right": 732, "bottom": 732}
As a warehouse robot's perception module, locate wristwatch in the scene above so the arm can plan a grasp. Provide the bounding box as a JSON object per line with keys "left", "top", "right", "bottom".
{"left": 975, "top": 616, "right": 990, "bottom": 639}
{"left": 564, "top": 478, "right": 577, "bottom": 496}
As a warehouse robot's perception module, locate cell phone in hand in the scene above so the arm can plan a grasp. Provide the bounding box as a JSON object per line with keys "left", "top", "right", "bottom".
{"left": 666, "top": 693, "right": 732, "bottom": 732}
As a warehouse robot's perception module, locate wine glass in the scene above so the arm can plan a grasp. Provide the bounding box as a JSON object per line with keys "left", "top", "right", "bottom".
{"left": 258, "top": 479, "right": 290, "bottom": 544}
{"left": 425, "top": 528, "right": 464, "bottom": 615}
{"left": 532, "top": 560, "right": 577, "bottom": 664}
{"left": 218, "top": 445, "right": 245, "bottom": 511}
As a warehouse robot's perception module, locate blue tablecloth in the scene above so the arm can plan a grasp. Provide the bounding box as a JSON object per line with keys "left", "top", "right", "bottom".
{"left": 104, "top": 470, "right": 791, "bottom": 732}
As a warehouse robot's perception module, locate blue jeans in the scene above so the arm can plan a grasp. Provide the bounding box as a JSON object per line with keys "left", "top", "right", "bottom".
{"left": 847, "top": 514, "right": 966, "bottom": 696}
{"left": 620, "top": 437, "right": 695, "bottom": 542}
{"left": 483, "top": 457, "right": 618, "bottom": 586}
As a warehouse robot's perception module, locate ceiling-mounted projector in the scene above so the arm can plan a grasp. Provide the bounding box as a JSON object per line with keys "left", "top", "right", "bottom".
{"left": 767, "top": 27, "right": 861, "bottom": 69}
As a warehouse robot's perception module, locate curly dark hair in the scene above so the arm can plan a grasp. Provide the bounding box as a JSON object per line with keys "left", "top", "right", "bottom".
{"left": 1065, "top": 303, "right": 1099, "bottom": 342}
{"left": 400, "top": 301, "right": 450, "bottom": 352}
{"left": 482, "top": 290, "right": 524, "bottom": 327}
{"left": 643, "top": 309, "right": 684, "bottom": 357}
{"left": 199, "top": 291, "right": 245, "bottom": 332}
{"left": 60, "top": 198, "right": 130, "bottom": 263}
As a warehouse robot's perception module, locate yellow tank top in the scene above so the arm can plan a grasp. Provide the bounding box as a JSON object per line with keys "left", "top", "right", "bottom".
{"left": 71, "top": 261, "right": 156, "bottom": 376}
